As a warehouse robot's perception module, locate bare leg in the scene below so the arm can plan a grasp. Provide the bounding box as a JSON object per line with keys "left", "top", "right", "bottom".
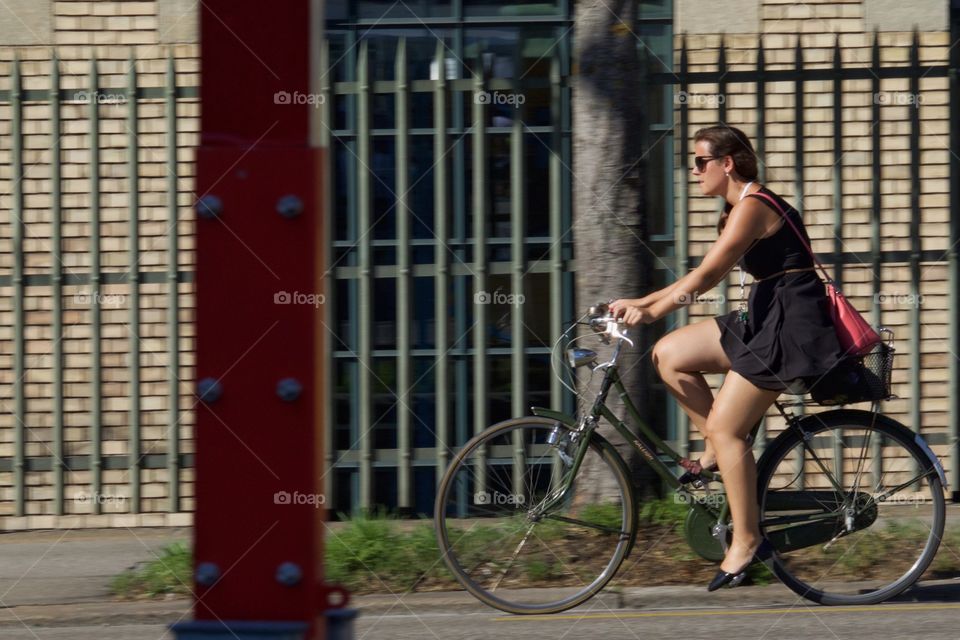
{"left": 652, "top": 318, "right": 731, "bottom": 466}
{"left": 704, "top": 371, "right": 781, "bottom": 573}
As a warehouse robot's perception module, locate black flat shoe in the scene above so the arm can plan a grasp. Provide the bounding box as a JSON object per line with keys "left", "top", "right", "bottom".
{"left": 707, "top": 539, "right": 775, "bottom": 592}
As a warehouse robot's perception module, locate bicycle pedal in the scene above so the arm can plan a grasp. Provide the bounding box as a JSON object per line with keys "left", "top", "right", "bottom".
{"left": 728, "top": 572, "right": 747, "bottom": 588}
{"left": 678, "top": 471, "right": 707, "bottom": 489}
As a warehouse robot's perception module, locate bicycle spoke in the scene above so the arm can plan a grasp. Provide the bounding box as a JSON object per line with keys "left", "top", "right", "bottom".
{"left": 543, "top": 513, "right": 628, "bottom": 536}
{"left": 873, "top": 468, "right": 938, "bottom": 504}
{"left": 436, "top": 418, "right": 634, "bottom": 613}
{"left": 850, "top": 426, "right": 873, "bottom": 498}
{"left": 759, "top": 417, "right": 944, "bottom": 606}
{"left": 491, "top": 523, "right": 537, "bottom": 592}
{"left": 802, "top": 434, "right": 845, "bottom": 495}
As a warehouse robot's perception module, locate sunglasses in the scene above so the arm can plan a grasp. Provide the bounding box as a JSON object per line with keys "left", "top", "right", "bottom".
{"left": 693, "top": 155, "right": 719, "bottom": 172}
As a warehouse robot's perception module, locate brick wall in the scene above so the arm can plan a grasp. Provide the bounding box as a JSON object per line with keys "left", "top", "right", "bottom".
{"left": 0, "top": 0, "right": 199, "bottom": 529}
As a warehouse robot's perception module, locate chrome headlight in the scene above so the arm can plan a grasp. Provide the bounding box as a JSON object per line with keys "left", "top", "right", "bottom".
{"left": 567, "top": 348, "right": 598, "bottom": 369}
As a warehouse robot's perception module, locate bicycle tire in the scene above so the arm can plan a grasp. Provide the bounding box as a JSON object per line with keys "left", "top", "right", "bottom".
{"left": 756, "top": 409, "right": 945, "bottom": 605}
{"left": 434, "top": 416, "right": 637, "bottom": 614}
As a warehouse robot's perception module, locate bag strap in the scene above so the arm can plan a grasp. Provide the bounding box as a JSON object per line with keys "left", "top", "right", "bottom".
{"left": 745, "top": 191, "right": 834, "bottom": 284}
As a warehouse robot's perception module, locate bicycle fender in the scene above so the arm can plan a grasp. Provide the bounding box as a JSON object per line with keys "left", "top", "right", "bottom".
{"left": 913, "top": 432, "right": 948, "bottom": 490}
{"left": 759, "top": 409, "right": 948, "bottom": 490}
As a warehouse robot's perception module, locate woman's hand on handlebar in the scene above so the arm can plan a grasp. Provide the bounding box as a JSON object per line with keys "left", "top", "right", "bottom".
{"left": 608, "top": 299, "right": 656, "bottom": 327}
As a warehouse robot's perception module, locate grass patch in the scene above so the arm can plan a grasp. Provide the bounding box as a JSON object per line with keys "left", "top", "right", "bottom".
{"left": 325, "top": 511, "right": 456, "bottom": 593}
{"left": 638, "top": 496, "right": 689, "bottom": 527}
{"left": 928, "top": 528, "right": 960, "bottom": 576}
{"left": 112, "top": 501, "right": 960, "bottom": 599}
{"left": 111, "top": 541, "right": 192, "bottom": 600}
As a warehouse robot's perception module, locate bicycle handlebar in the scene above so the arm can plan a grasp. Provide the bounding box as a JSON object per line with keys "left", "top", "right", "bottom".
{"left": 584, "top": 301, "right": 633, "bottom": 347}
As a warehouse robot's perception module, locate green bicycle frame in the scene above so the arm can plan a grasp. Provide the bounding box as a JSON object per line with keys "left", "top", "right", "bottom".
{"left": 519, "top": 326, "right": 944, "bottom": 556}
{"left": 530, "top": 347, "right": 745, "bottom": 524}
{"left": 528, "top": 361, "right": 846, "bottom": 553}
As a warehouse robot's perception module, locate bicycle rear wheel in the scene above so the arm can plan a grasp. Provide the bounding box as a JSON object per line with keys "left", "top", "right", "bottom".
{"left": 757, "top": 409, "right": 945, "bottom": 605}
{"left": 434, "top": 417, "right": 636, "bottom": 614}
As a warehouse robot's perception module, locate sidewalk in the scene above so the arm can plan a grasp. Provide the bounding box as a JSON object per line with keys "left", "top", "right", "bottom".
{"left": 0, "top": 527, "right": 191, "bottom": 627}
{"left": 1, "top": 524, "right": 959, "bottom": 627}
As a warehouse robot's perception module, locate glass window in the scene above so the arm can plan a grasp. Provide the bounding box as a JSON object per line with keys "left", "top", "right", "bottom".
{"left": 326, "top": 0, "right": 348, "bottom": 19}
{"left": 527, "top": 351, "right": 551, "bottom": 411}
{"left": 409, "top": 135, "right": 436, "bottom": 239}
{"left": 371, "top": 357, "right": 398, "bottom": 448}
{"left": 372, "top": 467, "right": 397, "bottom": 510}
{"left": 411, "top": 277, "right": 435, "bottom": 349}
{"left": 333, "top": 358, "right": 356, "bottom": 450}
{"left": 358, "top": 0, "right": 452, "bottom": 19}
{"left": 488, "top": 133, "right": 511, "bottom": 239}
{"left": 488, "top": 355, "right": 513, "bottom": 424}
{"left": 410, "top": 92, "right": 434, "bottom": 129}
{"left": 331, "top": 468, "right": 355, "bottom": 518}
{"left": 358, "top": 29, "right": 457, "bottom": 81}
{"left": 334, "top": 278, "right": 358, "bottom": 352}
{"left": 324, "top": 31, "right": 351, "bottom": 84}
{"left": 372, "top": 278, "right": 397, "bottom": 349}
{"left": 520, "top": 272, "right": 550, "bottom": 345}
{"left": 413, "top": 467, "right": 436, "bottom": 516}
{"left": 525, "top": 132, "right": 551, "bottom": 236}
{"left": 646, "top": 132, "right": 674, "bottom": 237}
{"left": 371, "top": 137, "right": 396, "bottom": 240}
{"left": 372, "top": 93, "right": 395, "bottom": 130}
{"left": 463, "top": 1, "right": 562, "bottom": 18}
{"left": 412, "top": 356, "right": 437, "bottom": 447}
{"left": 462, "top": 26, "right": 563, "bottom": 79}
{"left": 333, "top": 139, "right": 353, "bottom": 242}
{"left": 322, "top": 1, "right": 586, "bottom": 516}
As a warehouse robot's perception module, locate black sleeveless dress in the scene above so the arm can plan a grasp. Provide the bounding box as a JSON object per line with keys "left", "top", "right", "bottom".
{"left": 714, "top": 187, "right": 846, "bottom": 393}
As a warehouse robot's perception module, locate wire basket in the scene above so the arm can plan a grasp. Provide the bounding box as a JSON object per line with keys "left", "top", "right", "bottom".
{"left": 810, "top": 333, "right": 895, "bottom": 406}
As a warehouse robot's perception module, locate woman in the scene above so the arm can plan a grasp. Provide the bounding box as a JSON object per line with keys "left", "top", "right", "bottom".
{"left": 609, "top": 125, "right": 845, "bottom": 590}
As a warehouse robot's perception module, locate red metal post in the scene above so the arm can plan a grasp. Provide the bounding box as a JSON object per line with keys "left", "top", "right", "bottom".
{"left": 171, "top": 1, "right": 350, "bottom": 638}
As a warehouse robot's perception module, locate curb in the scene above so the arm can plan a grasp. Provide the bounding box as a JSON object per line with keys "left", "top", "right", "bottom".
{"left": 350, "top": 578, "right": 960, "bottom": 616}
{"left": 350, "top": 582, "right": 801, "bottom": 615}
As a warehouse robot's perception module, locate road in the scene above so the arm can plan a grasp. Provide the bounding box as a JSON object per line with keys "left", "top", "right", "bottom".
{"left": 354, "top": 601, "right": 960, "bottom": 639}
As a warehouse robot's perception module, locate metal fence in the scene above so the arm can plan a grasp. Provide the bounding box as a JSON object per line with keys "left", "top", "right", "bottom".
{"left": 323, "top": 27, "right": 960, "bottom": 515}
{"left": 0, "top": 53, "right": 198, "bottom": 520}
{"left": 319, "top": 33, "right": 575, "bottom": 515}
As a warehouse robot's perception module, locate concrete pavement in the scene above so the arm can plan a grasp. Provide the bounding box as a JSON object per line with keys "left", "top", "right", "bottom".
{"left": 0, "top": 527, "right": 191, "bottom": 631}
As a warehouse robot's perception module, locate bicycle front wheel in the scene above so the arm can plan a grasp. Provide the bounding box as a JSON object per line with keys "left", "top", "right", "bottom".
{"left": 757, "top": 409, "right": 945, "bottom": 605}
{"left": 434, "top": 416, "right": 636, "bottom": 614}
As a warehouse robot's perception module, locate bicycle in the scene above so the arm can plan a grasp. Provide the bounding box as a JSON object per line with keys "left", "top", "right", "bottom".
{"left": 433, "top": 303, "right": 947, "bottom": 614}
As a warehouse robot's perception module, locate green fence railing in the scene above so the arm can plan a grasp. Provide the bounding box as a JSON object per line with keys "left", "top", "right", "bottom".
{"left": 0, "top": 53, "right": 198, "bottom": 518}
{"left": 323, "top": 28, "right": 959, "bottom": 515}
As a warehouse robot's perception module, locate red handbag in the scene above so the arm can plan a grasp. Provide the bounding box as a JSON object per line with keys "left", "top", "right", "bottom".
{"left": 747, "top": 192, "right": 881, "bottom": 356}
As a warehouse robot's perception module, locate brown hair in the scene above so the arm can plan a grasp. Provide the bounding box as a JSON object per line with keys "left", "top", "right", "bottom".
{"left": 693, "top": 125, "right": 760, "bottom": 234}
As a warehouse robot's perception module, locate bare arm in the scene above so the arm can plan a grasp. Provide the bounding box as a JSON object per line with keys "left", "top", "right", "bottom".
{"left": 644, "top": 199, "right": 770, "bottom": 320}
{"left": 619, "top": 267, "right": 689, "bottom": 308}
{"left": 611, "top": 198, "right": 772, "bottom": 326}
{"left": 632, "top": 279, "right": 684, "bottom": 307}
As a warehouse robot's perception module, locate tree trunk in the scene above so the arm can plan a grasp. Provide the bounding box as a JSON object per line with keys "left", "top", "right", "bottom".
{"left": 572, "top": 0, "right": 655, "bottom": 502}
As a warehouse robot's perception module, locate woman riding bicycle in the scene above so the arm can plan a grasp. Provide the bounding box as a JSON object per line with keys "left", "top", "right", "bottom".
{"left": 610, "top": 125, "right": 847, "bottom": 590}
